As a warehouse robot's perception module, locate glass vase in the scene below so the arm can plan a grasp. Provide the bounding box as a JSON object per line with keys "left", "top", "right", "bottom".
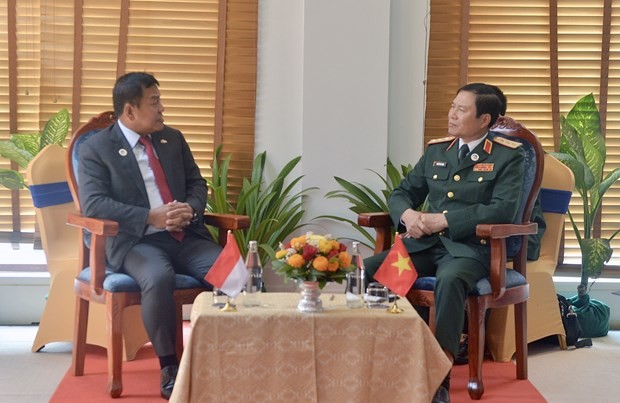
{"left": 297, "top": 281, "right": 323, "bottom": 313}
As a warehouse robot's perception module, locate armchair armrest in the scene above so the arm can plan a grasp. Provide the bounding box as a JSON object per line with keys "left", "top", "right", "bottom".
{"left": 357, "top": 212, "right": 393, "bottom": 254}
{"left": 67, "top": 212, "right": 119, "bottom": 296}
{"left": 67, "top": 212, "right": 119, "bottom": 236}
{"left": 476, "top": 222, "right": 538, "bottom": 299}
{"left": 204, "top": 213, "right": 250, "bottom": 246}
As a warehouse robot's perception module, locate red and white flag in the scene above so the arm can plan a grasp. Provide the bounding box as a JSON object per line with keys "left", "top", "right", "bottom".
{"left": 205, "top": 232, "right": 248, "bottom": 298}
{"left": 373, "top": 235, "right": 418, "bottom": 297}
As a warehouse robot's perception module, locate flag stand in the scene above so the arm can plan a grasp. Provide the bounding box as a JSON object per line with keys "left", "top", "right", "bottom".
{"left": 220, "top": 297, "right": 237, "bottom": 312}
{"left": 387, "top": 299, "right": 403, "bottom": 314}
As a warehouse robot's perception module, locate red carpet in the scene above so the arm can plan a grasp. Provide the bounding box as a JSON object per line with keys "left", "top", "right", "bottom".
{"left": 51, "top": 325, "right": 546, "bottom": 402}
{"left": 450, "top": 362, "right": 545, "bottom": 402}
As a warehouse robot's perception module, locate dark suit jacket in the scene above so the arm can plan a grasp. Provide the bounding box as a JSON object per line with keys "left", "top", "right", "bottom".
{"left": 77, "top": 122, "right": 211, "bottom": 270}
{"left": 388, "top": 131, "right": 526, "bottom": 269}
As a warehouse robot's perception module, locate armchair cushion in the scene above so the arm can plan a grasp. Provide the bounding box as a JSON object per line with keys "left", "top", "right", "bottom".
{"left": 412, "top": 269, "right": 527, "bottom": 296}
{"left": 493, "top": 131, "right": 538, "bottom": 258}
{"left": 77, "top": 268, "right": 205, "bottom": 293}
{"left": 413, "top": 277, "right": 436, "bottom": 291}
{"left": 472, "top": 270, "right": 527, "bottom": 296}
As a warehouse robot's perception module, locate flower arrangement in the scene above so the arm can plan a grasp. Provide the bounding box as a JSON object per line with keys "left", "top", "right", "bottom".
{"left": 272, "top": 232, "right": 355, "bottom": 289}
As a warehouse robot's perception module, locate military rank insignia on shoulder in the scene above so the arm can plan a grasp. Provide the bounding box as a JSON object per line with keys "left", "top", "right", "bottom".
{"left": 493, "top": 136, "right": 522, "bottom": 149}
{"left": 428, "top": 136, "right": 455, "bottom": 145}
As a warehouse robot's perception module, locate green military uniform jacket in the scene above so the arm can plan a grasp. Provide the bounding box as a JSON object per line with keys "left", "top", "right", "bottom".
{"left": 389, "top": 132, "right": 526, "bottom": 269}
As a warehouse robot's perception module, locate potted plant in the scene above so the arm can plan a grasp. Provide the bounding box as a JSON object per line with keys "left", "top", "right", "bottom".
{"left": 550, "top": 93, "right": 617, "bottom": 337}
{"left": 0, "top": 109, "right": 71, "bottom": 189}
{"left": 319, "top": 159, "right": 413, "bottom": 249}
{"left": 206, "top": 145, "right": 317, "bottom": 266}
{"left": 550, "top": 94, "right": 620, "bottom": 291}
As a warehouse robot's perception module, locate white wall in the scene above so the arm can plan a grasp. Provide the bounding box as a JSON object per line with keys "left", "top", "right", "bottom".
{"left": 255, "top": 0, "right": 429, "bottom": 243}
{"left": 255, "top": 0, "right": 430, "bottom": 290}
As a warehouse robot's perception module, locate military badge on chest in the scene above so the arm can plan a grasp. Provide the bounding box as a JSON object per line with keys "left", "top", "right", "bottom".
{"left": 473, "top": 163, "right": 494, "bottom": 172}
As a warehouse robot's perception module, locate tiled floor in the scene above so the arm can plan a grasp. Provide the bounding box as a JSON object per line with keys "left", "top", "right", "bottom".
{"left": 0, "top": 325, "right": 71, "bottom": 403}
{"left": 1, "top": 324, "right": 619, "bottom": 402}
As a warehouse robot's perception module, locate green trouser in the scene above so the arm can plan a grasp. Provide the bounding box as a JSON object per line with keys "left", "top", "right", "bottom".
{"left": 364, "top": 244, "right": 488, "bottom": 357}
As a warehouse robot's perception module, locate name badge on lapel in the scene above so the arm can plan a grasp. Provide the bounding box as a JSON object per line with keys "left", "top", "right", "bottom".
{"left": 433, "top": 161, "right": 447, "bottom": 167}
{"left": 473, "top": 163, "right": 494, "bottom": 172}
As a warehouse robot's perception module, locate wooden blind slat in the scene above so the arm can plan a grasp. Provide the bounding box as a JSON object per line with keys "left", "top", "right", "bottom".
{"left": 426, "top": 0, "right": 620, "bottom": 266}
{"left": 0, "top": 0, "right": 257, "bottom": 236}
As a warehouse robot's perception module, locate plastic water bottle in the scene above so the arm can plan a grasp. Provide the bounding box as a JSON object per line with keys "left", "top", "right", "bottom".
{"left": 346, "top": 242, "right": 365, "bottom": 308}
{"left": 243, "top": 240, "right": 263, "bottom": 307}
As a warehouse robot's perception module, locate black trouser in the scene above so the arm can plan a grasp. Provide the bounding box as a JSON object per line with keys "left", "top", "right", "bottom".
{"left": 122, "top": 231, "right": 221, "bottom": 357}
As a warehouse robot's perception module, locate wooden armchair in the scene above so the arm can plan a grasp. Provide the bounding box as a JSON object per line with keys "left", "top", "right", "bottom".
{"left": 359, "top": 123, "right": 544, "bottom": 400}
{"left": 65, "top": 112, "right": 250, "bottom": 398}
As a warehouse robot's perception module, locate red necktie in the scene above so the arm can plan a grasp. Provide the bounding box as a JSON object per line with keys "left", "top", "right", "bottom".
{"left": 139, "top": 136, "right": 184, "bottom": 242}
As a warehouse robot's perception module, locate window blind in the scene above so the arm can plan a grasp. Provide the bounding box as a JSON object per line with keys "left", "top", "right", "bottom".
{"left": 0, "top": 0, "right": 257, "bottom": 237}
{"left": 425, "top": 0, "right": 620, "bottom": 266}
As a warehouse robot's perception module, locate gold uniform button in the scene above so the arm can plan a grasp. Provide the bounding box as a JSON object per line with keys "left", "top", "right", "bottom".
{"left": 480, "top": 239, "right": 487, "bottom": 245}
{"left": 447, "top": 191, "right": 454, "bottom": 198}
{"left": 439, "top": 231, "right": 445, "bottom": 236}
{"left": 454, "top": 174, "right": 461, "bottom": 182}
{"left": 442, "top": 210, "right": 448, "bottom": 214}
{"left": 478, "top": 177, "right": 484, "bottom": 182}
{"left": 433, "top": 174, "right": 438, "bottom": 180}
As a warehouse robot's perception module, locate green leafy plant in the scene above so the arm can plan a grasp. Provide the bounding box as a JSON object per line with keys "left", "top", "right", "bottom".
{"left": 550, "top": 93, "right": 620, "bottom": 291}
{"left": 206, "top": 145, "right": 318, "bottom": 265}
{"left": 319, "top": 159, "right": 413, "bottom": 249}
{"left": 0, "top": 109, "right": 71, "bottom": 189}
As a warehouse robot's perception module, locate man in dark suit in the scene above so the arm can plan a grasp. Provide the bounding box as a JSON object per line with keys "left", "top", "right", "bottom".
{"left": 78, "top": 72, "right": 221, "bottom": 399}
{"left": 364, "top": 83, "right": 526, "bottom": 403}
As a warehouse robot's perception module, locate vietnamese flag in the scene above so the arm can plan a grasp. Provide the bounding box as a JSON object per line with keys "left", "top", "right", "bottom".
{"left": 373, "top": 235, "right": 417, "bottom": 296}
{"left": 205, "top": 231, "right": 248, "bottom": 298}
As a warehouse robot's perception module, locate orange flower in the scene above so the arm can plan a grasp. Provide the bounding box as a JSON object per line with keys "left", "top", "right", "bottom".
{"left": 338, "top": 252, "right": 352, "bottom": 268}
{"left": 327, "top": 258, "right": 340, "bottom": 272}
{"left": 287, "top": 254, "right": 305, "bottom": 268}
{"left": 312, "top": 256, "right": 329, "bottom": 271}
{"left": 273, "top": 233, "right": 356, "bottom": 286}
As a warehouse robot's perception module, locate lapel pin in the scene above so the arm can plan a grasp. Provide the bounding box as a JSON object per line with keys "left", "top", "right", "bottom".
{"left": 160, "top": 139, "right": 168, "bottom": 144}
{"left": 471, "top": 153, "right": 479, "bottom": 161}
{"left": 119, "top": 149, "right": 128, "bottom": 156}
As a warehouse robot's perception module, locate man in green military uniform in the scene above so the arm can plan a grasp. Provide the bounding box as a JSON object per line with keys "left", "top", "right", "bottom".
{"left": 364, "top": 83, "right": 526, "bottom": 403}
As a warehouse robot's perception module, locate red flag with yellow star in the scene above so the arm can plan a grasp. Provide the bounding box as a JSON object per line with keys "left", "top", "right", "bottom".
{"left": 373, "top": 236, "right": 417, "bottom": 296}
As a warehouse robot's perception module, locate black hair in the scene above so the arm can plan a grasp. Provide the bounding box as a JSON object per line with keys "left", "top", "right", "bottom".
{"left": 488, "top": 84, "right": 507, "bottom": 115}
{"left": 112, "top": 72, "right": 160, "bottom": 118}
{"left": 457, "top": 83, "right": 503, "bottom": 128}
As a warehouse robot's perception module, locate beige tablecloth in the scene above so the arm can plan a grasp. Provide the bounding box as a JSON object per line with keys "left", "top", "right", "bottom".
{"left": 171, "top": 292, "right": 450, "bottom": 403}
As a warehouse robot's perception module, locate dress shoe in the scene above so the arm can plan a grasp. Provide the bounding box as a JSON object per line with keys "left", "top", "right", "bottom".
{"left": 432, "top": 384, "right": 450, "bottom": 403}
{"left": 432, "top": 371, "right": 450, "bottom": 403}
{"left": 160, "top": 364, "right": 179, "bottom": 400}
{"left": 454, "top": 334, "right": 468, "bottom": 365}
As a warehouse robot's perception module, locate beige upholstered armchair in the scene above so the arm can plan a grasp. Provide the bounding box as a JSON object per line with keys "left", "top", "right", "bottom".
{"left": 27, "top": 144, "right": 148, "bottom": 359}
{"left": 486, "top": 153, "right": 575, "bottom": 361}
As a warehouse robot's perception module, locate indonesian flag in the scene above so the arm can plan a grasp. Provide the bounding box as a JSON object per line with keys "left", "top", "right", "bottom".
{"left": 373, "top": 235, "right": 418, "bottom": 297}
{"left": 205, "top": 231, "right": 248, "bottom": 298}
